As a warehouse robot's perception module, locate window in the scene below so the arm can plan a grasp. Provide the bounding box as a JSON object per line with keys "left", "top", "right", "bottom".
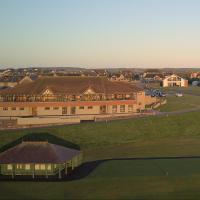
{"left": 25, "top": 164, "right": 31, "bottom": 170}
{"left": 112, "top": 105, "right": 117, "bottom": 113}
{"left": 128, "top": 105, "right": 133, "bottom": 113}
{"left": 16, "top": 164, "right": 23, "bottom": 169}
{"left": 11, "top": 107, "right": 16, "bottom": 110}
{"left": 3, "top": 107, "right": 8, "bottom": 111}
{"left": 45, "top": 107, "right": 50, "bottom": 110}
{"left": 117, "top": 94, "right": 123, "bottom": 99}
{"left": 62, "top": 107, "right": 68, "bottom": 115}
{"left": 79, "top": 106, "right": 84, "bottom": 110}
{"left": 35, "top": 164, "right": 46, "bottom": 170}
{"left": 88, "top": 106, "right": 93, "bottom": 109}
{"left": 71, "top": 107, "right": 76, "bottom": 115}
{"left": 7, "top": 164, "right": 13, "bottom": 170}
{"left": 47, "top": 164, "right": 51, "bottom": 170}
{"left": 53, "top": 107, "right": 59, "bottom": 110}
{"left": 40, "top": 164, "right": 45, "bottom": 170}
{"left": 120, "top": 105, "right": 125, "bottom": 113}
{"left": 19, "top": 107, "right": 24, "bottom": 110}
{"left": 35, "top": 164, "right": 40, "bottom": 170}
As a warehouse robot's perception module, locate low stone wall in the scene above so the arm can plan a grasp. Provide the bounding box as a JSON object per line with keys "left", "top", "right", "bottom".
{"left": 17, "top": 117, "right": 80, "bottom": 126}
{"left": 152, "top": 99, "right": 167, "bottom": 109}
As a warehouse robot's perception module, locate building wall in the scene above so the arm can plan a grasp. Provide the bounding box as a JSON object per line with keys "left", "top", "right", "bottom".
{"left": 76, "top": 105, "right": 100, "bottom": 115}
{"left": 37, "top": 107, "right": 63, "bottom": 116}
{"left": 145, "top": 95, "right": 159, "bottom": 106}
{"left": 17, "top": 117, "right": 80, "bottom": 125}
{"left": 163, "top": 75, "right": 188, "bottom": 87}
{"left": 0, "top": 107, "right": 32, "bottom": 117}
{"left": 135, "top": 91, "right": 146, "bottom": 111}
{"left": 0, "top": 100, "right": 144, "bottom": 117}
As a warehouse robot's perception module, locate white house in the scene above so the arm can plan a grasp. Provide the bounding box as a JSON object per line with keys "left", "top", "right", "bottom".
{"left": 162, "top": 74, "right": 188, "bottom": 87}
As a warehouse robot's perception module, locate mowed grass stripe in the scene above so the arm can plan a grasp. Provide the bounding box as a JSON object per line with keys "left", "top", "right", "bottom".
{"left": 0, "top": 111, "right": 200, "bottom": 150}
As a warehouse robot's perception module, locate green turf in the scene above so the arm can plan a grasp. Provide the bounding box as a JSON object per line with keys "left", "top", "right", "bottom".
{"left": 2, "top": 159, "right": 200, "bottom": 199}
{"left": 158, "top": 94, "right": 200, "bottom": 112}
{"left": 163, "top": 86, "right": 200, "bottom": 96}
{"left": 1, "top": 112, "right": 200, "bottom": 199}
{"left": 1, "top": 111, "right": 200, "bottom": 152}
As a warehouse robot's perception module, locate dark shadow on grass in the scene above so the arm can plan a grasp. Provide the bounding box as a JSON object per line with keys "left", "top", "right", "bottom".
{"left": 2, "top": 156, "right": 200, "bottom": 182}
{"left": 0, "top": 132, "right": 80, "bottom": 153}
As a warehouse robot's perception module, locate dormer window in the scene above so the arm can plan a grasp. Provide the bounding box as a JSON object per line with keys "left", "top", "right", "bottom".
{"left": 83, "top": 88, "right": 96, "bottom": 95}
{"left": 43, "top": 88, "right": 53, "bottom": 96}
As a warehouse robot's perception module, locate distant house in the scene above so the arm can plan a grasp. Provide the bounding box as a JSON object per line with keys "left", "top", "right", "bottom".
{"left": 110, "top": 74, "right": 126, "bottom": 82}
{"left": 0, "top": 141, "right": 82, "bottom": 179}
{"left": 109, "top": 72, "right": 133, "bottom": 82}
{"left": 162, "top": 74, "right": 188, "bottom": 87}
{"left": 190, "top": 72, "right": 200, "bottom": 79}
{"left": 81, "top": 71, "right": 98, "bottom": 77}
{"left": 18, "top": 76, "right": 34, "bottom": 84}
{"left": 0, "top": 75, "right": 35, "bottom": 88}
{"left": 143, "top": 74, "right": 164, "bottom": 82}
{"left": 94, "top": 69, "right": 108, "bottom": 77}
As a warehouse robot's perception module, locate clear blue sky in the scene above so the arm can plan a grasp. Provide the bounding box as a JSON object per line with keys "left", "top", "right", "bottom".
{"left": 0, "top": 0, "right": 200, "bottom": 68}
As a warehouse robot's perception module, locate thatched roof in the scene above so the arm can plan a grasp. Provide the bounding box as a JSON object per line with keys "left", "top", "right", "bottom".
{"left": 0, "top": 76, "right": 141, "bottom": 95}
{"left": 0, "top": 141, "right": 81, "bottom": 164}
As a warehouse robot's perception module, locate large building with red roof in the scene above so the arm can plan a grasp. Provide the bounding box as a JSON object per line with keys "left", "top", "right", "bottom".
{"left": 0, "top": 76, "right": 156, "bottom": 125}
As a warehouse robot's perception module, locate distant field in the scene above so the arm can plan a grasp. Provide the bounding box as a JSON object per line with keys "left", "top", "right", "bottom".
{"left": 163, "top": 86, "right": 200, "bottom": 96}
{"left": 158, "top": 94, "right": 200, "bottom": 112}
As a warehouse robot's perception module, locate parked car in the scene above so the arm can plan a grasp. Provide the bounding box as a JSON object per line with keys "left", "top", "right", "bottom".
{"left": 176, "top": 93, "right": 183, "bottom": 97}
{"left": 150, "top": 89, "right": 166, "bottom": 97}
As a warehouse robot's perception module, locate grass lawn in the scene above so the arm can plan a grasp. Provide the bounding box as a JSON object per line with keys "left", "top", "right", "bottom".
{"left": 163, "top": 86, "right": 200, "bottom": 96}
{"left": 2, "top": 159, "right": 200, "bottom": 199}
{"left": 1, "top": 112, "right": 200, "bottom": 199}
{"left": 158, "top": 94, "right": 200, "bottom": 112}
{"left": 0, "top": 111, "right": 200, "bottom": 154}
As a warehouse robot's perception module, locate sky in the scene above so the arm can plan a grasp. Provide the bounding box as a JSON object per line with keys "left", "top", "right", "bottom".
{"left": 0, "top": 0, "right": 200, "bottom": 69}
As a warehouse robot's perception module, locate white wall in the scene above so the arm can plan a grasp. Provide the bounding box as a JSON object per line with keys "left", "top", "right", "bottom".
{"left": 0, "top": 107, "right": 32, "bottom": 117}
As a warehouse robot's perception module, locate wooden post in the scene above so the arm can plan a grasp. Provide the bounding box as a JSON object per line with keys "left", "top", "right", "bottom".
{"left": 12, "top": 164, "right": 14, "bottom": 179}
{"left": 58, "top": 165, "right": 62, "bottom": 179}
{"left": 32, "top": 164, "right": 35, "bottom": 179}
{"left": 65, "top": 163, "right": 67, "bottom": 175}
{"left": 45, "top": 165, "right": 48, "bottom": 179}
{"left": 71, "top": 160, "right": 74, "bottom": 170}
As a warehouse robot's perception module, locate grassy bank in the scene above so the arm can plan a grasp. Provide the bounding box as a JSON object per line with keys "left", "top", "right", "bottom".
{"left": 0, "top": 111, "right": 200, "bottom": 161}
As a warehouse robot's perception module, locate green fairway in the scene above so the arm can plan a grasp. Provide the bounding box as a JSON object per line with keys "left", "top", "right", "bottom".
{"left": 2, "top": 159, "right": 200, "bottom": 200}
{"left": 1, "top": 112, "right": 200, "bottom": 199}
{"left": 88, "top": 158, "right": 200, "bottom": 178}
